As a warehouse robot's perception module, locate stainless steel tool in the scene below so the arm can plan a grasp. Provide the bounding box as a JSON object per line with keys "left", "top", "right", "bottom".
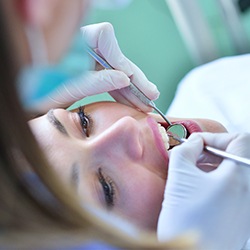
{"left": 86, "top": 46, "right": 187, "bottom": 145}
{"left": 169, "top": 134, "right": 250, "bottom": 166}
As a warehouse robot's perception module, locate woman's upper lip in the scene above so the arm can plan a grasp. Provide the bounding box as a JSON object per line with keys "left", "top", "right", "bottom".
{"left": 147, "top": 117, "right": 169, "bottom": 162}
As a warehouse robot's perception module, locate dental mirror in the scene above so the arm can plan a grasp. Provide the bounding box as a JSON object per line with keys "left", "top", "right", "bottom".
{"left": 150, "top": 104, "right": 187, "bottom": 146}
{"left": 166, "top": 124, "right": 187, "bottom": 147}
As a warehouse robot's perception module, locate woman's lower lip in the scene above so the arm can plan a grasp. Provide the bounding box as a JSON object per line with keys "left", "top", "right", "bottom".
{"left": 147, "top": 117, "right": 169, "bottom": 162}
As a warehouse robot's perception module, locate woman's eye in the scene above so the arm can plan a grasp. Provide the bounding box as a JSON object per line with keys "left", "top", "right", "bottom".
{"left": 77, "top": 106, "right": 92, "bottom": 137}
{"left": 98, "top": 168, "right": 115, "bottom": 208}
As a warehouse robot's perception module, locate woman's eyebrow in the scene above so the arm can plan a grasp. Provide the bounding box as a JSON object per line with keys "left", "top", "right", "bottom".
{"left": 47, "top": 109, "right": 68, "bottom": 136}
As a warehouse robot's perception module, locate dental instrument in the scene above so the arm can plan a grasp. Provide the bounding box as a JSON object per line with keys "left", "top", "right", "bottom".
{"left": 169, "top": 134, "right": 250, "bottom": 166}
{"left": 85, "top": 46, "right": 187, "bottom": 145}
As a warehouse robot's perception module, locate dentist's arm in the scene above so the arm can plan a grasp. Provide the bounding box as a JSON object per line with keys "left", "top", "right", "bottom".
{"left": 158, "top": 133, "right": 250, "bottom": 250}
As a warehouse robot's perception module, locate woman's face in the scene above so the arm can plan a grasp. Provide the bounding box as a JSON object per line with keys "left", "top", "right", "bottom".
{"left": 29, "top": 101, "right": 226, "bottom": 231}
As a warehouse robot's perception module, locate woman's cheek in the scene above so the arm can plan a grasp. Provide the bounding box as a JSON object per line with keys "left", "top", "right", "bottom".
{"left": 120, "top": 175, "right": 165, "bottom": 230}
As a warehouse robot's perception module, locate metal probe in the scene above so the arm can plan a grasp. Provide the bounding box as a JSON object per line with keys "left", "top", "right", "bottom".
{"left": 169, "top": 134, "right": 250, "bottom": 166}
{"left": 85, "top": 46, "right": 187, "bottom": 145}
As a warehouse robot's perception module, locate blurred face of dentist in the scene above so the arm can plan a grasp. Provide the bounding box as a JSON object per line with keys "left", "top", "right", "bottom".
{"left": 38, "top": 0, "right": 91, "bottom": 63}
{"left": 29, "top": 101, "right": 227, "bottom": 231}
{"left": 13, "top": 0, "right": 90, "bottom": 64}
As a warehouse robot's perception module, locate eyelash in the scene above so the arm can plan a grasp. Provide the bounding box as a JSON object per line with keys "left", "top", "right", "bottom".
{"left": 98, "top": 168, "right": 115, "bottom": 208}
{"left": 77, "top": 106, "right": 92, "bottom": 137}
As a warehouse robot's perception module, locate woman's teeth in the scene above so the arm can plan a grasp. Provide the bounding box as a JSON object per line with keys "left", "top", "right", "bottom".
{"left": 157, "top": 124, "right": 170, "bottom": 151}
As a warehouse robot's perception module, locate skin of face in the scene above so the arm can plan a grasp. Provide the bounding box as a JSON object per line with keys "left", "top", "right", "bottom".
{"left": 29, "top": 101, "right": 227, "bottom": 231}
{"left": 42, "top": 0, "right": 90, "bottom": 63}
{"left": 13, "top": 0, "right": 90, "bottom": 64}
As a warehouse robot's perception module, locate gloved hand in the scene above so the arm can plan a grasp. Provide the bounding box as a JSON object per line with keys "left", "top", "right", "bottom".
{"left": 45, "top": 22, "right": 159, "bottom": 112}
{"left": 157, "top": 132, "right": 250, "bottom": 250}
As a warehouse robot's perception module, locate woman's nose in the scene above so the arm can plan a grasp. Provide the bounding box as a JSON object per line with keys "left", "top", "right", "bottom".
{"left": 90, "top": 117, "right": 143, "bottom": 160}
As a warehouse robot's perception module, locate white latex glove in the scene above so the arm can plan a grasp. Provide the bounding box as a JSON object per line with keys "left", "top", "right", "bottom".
{"left": 44, "top": 22, "right": 159, "bottom": 112}
{"left": 157, "top": 132, "right": 250, "bottom": 250}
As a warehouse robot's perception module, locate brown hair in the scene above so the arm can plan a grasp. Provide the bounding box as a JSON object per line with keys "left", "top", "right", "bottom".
{"left": 0, "top": 0, "right": 195, "bottom": 249}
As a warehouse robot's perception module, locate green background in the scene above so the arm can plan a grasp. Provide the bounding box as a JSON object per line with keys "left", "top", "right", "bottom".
{"left": 68, "top": 0, "right": 250, "bottom": 112}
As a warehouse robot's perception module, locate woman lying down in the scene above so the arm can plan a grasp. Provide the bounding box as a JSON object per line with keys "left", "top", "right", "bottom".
{"left": 28, "top": 100, "right": 226, "bottom": 231}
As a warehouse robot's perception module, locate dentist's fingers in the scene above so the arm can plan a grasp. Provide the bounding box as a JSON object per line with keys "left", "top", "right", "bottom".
{"left": 195, "top": 132, "right": 250, "bottom": 159}
{"left": 81, "top": 22, "right": 159, "bottom": 112}
{"left": 81, "top": 22, "right": 133, "bottom": 76}
{"left": 170, "top": 134, "right": 204, "bottom": 168}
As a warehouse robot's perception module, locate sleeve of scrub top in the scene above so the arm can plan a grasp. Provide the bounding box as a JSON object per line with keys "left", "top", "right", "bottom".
{"left": 166, "top": 54, "right": 250, "bottom": 133}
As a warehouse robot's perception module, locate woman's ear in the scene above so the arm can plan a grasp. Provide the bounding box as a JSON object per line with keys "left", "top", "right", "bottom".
{"left": 15, "top": 0, "right": 57, "bottom": 27}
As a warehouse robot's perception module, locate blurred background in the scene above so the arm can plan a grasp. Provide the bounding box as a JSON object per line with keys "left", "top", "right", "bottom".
{"left": 68, "top": 0, "right": 250, "bottom": 113}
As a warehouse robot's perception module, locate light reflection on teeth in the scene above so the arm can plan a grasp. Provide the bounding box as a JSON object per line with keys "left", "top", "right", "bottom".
{"left": 157, "top": 124, "right": 170, "bottom": 151}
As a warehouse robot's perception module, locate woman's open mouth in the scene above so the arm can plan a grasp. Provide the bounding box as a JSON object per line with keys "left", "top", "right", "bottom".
{"left": 158, "top": 120, "right": 202, "bottom": 149}
{"left": 174, "top": 120, "right": 203, "bottom": 134}
{"left": 159, "top": 120, "right": 202, "bottom": 136}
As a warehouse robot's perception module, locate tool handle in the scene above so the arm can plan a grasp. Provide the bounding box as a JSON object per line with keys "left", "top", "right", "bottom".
{"left": 170, "top": 135, "right": 250, "bottom": 166}
{"left": 205, "top": 146, "right": 250, "bottom": 166}
{"left": 86, "top": 46, "right": 153, "bottom": 106}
